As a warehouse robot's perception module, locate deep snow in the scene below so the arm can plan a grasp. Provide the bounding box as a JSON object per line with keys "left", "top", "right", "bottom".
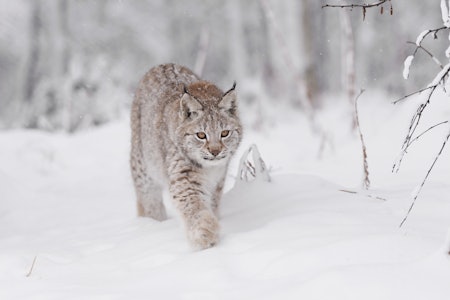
{"left": 1, "top": 93, "right": 450, "bottom": 299}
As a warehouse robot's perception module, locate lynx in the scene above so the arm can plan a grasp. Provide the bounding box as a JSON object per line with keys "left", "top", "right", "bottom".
{"left": 130, "top": 63, "right": 242, "bottom": 249}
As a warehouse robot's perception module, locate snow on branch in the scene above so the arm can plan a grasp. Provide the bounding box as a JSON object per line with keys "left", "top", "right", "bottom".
{"left": 394, "top": 7, "right": 450, "bottom": 226}
{"left": 237, "top": 144, "right": 271, "bottom": 183}
{"left": 393, "top": 62, "right": 450, "bottom": 175}
{"left": 441, "top": 0, "right": 450, "bottom": 28}
{"left": 402, "top": 55, "right": 415, "bottom": 80}
{"left": 400, "top": 27, "right": 449, "bottom": 80}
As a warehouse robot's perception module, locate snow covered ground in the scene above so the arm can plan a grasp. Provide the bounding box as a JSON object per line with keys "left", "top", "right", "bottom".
{"left": 1, "top": 92, "right": 450, "bottom": 299}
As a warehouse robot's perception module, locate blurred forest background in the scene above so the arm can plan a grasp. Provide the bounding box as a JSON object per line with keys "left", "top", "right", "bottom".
{"left": 0, "top": 0, "right": 443, "bottom": 132}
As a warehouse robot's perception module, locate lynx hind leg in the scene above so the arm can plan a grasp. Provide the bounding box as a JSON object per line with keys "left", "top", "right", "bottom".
{"left": 130, "top": 152, "right": 167, "bottom": 221}
{"left": 137, "top": 179, "right": 167, "bottom": 221}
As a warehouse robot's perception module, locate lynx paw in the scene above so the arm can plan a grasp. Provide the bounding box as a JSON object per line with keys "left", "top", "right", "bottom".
{"left": 187, "top": 210, "right": 220, "bottom": 250}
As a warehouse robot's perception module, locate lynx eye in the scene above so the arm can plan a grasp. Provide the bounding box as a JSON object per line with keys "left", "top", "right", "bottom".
{"left": 196, "top": 132, "right": 207, "bottom": 140}
{"left": 221, "top": 130, "right": 230, "bottom": 138}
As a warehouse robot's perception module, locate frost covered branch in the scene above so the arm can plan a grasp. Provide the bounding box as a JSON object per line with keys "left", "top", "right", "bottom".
{"left": 396, "top": 0, "right": 450, "bottom": 226}
{"left": 393, "top": 63, "right": 450, "bottom": 173}
{"left": 237, "top": 144, "right": 271, "bottom": 183}
{"left": 401, "top": 27, "right": 449, "bottom": 80}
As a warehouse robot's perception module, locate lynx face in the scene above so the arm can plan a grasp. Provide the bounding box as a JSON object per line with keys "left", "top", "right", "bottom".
{"left": 185, "top": 118, "right": 241, "bottom": 167}
{"left": 176, "top": 81, "right": 242, "bottom": 167}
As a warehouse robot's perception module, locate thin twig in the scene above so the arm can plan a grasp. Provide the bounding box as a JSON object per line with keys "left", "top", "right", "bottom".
{"left": 322, "top": 0, "right": 393, "bottom": 21}
{"left": 393, "top": 86, "right": 434, "bottom": 104}
{"left": 354, "top": 89, "right": 370, "bottom": 189}
{"left": 322, "top": 0, "right": 389, "bottom": 9}
{"left": 394, "top": 27, "right": 450, "bottom": 106}
{"left": 393, "top": 61, "right": 450, "bottom": 173}
{"left": 414, "top": 27, "right": 448, "bottom": 46}
{"left": 339, "top": 189, "right": 357, "bottom": 194}
{"left": 399, "top": 129, "right": 450, "bottom": 227}
{"left": 339, "top": 189, "right": 387, "bottom": 201}
{"left": 26, "top": 256, "right": 37, "bottom": 277}
{"left": 407, "top": 121, "right": 449, "bottom": 147}
{"left": 393, "top": 102, "right": 429, "bottom": 173}
{"left": 406, "top": 41, "right": 444, "bottom": 70}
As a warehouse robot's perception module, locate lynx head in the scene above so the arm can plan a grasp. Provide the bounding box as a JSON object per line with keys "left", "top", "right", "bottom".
{"left": 176, "top": 81, "right": 242, "bottom": 167}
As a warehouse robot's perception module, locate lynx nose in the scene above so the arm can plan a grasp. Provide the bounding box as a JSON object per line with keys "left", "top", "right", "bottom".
{"left": 209, "top": 147, "right": 221, "bottom": 157}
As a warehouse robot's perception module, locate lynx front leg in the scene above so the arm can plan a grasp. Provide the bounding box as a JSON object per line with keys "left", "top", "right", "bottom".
{"left": 170, "top": 174, "right": 219, "bottom": 249}
{"left": 211, "top": 181, "right": 225, "bottom": 218}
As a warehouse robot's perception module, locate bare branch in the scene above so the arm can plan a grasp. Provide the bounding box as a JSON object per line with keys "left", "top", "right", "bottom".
{"left": 26, "top": 256, "right": 37, "bottom": 277}
{"left": 339, "top": 189, "right": 386, "bottom": 201}
{"left": 393, "top": 63, "right": 450, "bottom": 173}
{"left": 393, "top": 119, "right": 448, "bottom": 173}
{"left": 322, "top": 0, "right": 390, "bottom": 9}
{"left": 393, "top": 86, "right": 434, "bottom": 105}
{"left": 399, "top": 128, "right": 450, "bottom": 227}
{"left": 322, "top": 0, "right": 393, "bottom": 22}
{"left": 408, "top": 120, "right": 449, "bottom": 147}
{"left": 406, "top": 41, "right": 444, "bottom": 70}
{"left": 393, "top": 100, "right": 430, "bottom": 173}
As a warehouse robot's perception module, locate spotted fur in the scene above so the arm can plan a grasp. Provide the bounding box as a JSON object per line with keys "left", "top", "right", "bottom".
{"left": 130, "top": 63, "right": 242, "bottom": 249}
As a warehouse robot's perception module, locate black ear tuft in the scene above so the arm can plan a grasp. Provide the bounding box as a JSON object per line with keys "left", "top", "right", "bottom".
{"left": 219, "top": 82, "right": 237, "bottom": 115}
{"left": 223, "top": 81, "right": 236, "bottom": 97}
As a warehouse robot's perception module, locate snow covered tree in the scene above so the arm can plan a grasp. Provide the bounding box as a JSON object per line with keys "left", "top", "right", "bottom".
{"left": 394, "top": 0, "right": 450, "bottom": 226}
{"left": 0, "top": 1, "right": 443, "bottom": 132}
{"left": 323, "top": 0, "right": 450, "bottom": 226}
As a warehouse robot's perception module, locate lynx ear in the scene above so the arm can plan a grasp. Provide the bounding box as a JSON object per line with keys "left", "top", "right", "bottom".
{"left": 180, "top": 89, "right": 203, "bottom": 120}
{"left": 219, "top": 81, "right": 237, "bottom": 115}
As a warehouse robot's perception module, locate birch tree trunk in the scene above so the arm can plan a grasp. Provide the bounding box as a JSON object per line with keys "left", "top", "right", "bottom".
{"left": 340, "top": 8, "right": 356, "bottom": 130}
{"left": 23, "top": 0, "right": 42, "bottom": 106}
{"left": 227, "top": 0, "right": 247, "bottom": 82}
{"left": 300, "top": 0, "right": 320, "bottom": 108}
